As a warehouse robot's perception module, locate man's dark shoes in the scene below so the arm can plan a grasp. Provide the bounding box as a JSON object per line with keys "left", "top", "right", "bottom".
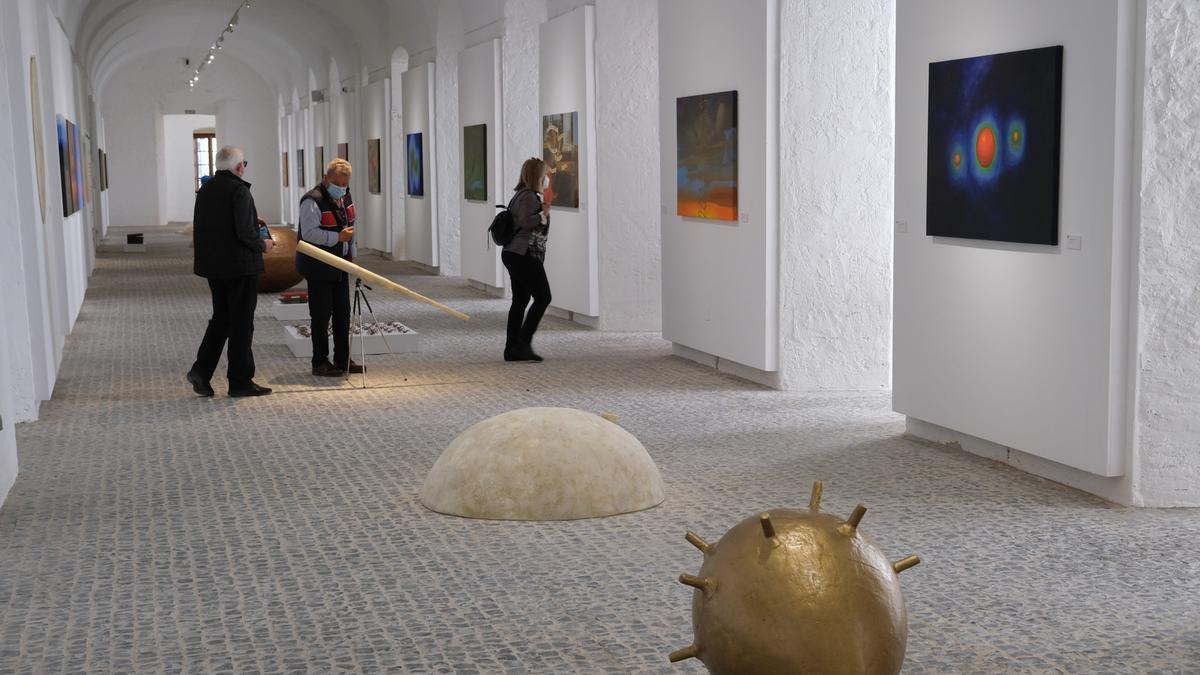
{"left": 187, "top": 370, "right": 214, "bottom": 397}
{"left": 229, "top": 381, "right": 272, "bottom": 397}
{"left": 312, "top": 361, "right": 344, "bottom": 377}
{"left": 523, "top": 347, "right": 544, "bottom": 362}
{"left": 503, "top": 345, "right": 544, "bottom": 362}
{"left": 337, "top": 360, "right": 365, "bottom": 374}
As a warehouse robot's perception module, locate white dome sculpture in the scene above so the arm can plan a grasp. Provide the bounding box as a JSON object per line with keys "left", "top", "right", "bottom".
{"left": 420, "top": 407, "right": 666, "bottom": 520}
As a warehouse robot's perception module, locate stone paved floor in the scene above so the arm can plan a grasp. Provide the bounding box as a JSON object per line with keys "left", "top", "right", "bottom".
{"left": 2, "top": 227, "right": 1199, "bottom": 673}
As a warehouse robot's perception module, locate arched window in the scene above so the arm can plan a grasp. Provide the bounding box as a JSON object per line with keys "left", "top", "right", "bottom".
{"left": 194, "top": 132, "right": 216, "bottom": 190}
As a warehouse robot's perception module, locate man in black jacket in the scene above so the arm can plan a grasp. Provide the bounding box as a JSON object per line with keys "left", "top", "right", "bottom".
{"left": 187, "top": 146, "right": 274, "bottom": 397}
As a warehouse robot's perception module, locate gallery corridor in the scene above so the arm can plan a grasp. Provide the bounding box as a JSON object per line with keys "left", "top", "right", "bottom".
{"left": 1, "top": 230, "right": 1197, "bottom": 672}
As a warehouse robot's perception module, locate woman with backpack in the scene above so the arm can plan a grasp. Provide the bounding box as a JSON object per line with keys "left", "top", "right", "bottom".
{"left": 501, "top": 157, "right": 554, "bottom": 362}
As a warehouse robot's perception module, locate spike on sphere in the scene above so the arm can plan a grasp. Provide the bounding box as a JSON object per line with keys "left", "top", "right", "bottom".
{"left": 809, "top": 481, "right": 824, "bottom": 511}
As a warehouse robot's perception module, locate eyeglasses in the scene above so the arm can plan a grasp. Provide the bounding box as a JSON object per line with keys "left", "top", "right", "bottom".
{"left": 241, "top": 160, "right": 249, "bottom": 168}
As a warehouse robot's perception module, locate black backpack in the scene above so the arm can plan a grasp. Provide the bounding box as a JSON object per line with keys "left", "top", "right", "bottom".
{"left": 488, "top": 193, "right": 521, "bottom": 246}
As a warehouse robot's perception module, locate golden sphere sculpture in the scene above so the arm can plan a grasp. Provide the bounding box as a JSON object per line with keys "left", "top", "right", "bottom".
{"left": 257, "top": 226, "right": 303, "bottom": 293}
{"left": 671, "top": 481, "right": 920, "bottom": 674}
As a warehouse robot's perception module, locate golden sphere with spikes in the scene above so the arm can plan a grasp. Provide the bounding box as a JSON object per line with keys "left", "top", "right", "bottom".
{"left": 671, "top": 481, "right": 920, "bottom": 674}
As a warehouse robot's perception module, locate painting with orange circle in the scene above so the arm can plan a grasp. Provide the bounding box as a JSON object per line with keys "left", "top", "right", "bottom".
{"left": 926, "top": 46, "right": 1062, "bottom": 244}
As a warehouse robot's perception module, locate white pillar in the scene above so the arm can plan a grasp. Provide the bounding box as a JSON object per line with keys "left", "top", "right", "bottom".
{"left": 1131, "top": 0, "right": 1200, "bottom": 506}
{"left": 777, "top": 0, "right": 894, "bottom": 391}
{"left": 501, "top": 0, "right": 547, "bottom": 192}
{"left": 593, "top": 0, "right": 662, "bottom": 331}
{"left": 434, "top": 0, "right": 465, "bottom": 276}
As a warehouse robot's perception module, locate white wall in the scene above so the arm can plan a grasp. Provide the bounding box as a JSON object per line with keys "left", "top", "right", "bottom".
{"left": 1132, "top": 0, "right": 1200, "bottom": 506}
{"left": 894, "top": 0, "right": 1138, "bottom": 477}
{"left": 778, "top": 0, "right": 894, "bottom": 390}
{"left": 403, "top": 62, "right": 438, "bottom": 268}
{"left": 501, "top": 0, "right": 546, "bottom": 216}
{"left": 458, "top": 39, "right": 505, "bottom": 289}
{"left": 163, "top": 114, "right": 215, "bottom": 223}
{"left": 539, "top": 6, "right": 600, "bottom": 317}
{"left": 434, "top": 0, "right": 465, "bottom": 276}
{"left": 0, "top": 12, "right": 25, "bottom": 503}
{"left": 360, "top": 78, "right": 390, "bottom": 253}
{"left": 594, "top": 0, "right": 661, "bottom": 332}
{"left": 659, "top": 0, "right": 779, "bottom": 373}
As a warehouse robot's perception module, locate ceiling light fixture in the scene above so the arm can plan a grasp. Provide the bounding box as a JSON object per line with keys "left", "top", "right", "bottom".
{"left": 187, "top": 1, "right": 251, "bottom": 90}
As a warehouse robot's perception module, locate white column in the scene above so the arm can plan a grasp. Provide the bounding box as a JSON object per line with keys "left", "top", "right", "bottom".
{"left": 501, "top": 0, "right": 546, "bottom": 191}
{"left": 593, "top": 0, "right": 662, "bottom": 332}
{"left": 434, "top": 0, "right": 465, "bottom": 276}
{"left": 777, "top": 0, "right": 894, "bottom": 391}
{"left": 1132, "top": 0, "right": 1200, "bottom": 506}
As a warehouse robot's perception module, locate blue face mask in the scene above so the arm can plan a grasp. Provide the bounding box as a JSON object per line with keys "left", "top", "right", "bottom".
{"left": 327, "top": 184, "right": 347, "bottom": 200}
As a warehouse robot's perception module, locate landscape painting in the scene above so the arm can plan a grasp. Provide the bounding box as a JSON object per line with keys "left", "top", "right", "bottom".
{"left": 367, "top": 138, "right": 381, "bottom": 194}
{"left": 676, "top": 90, "right": 737, "bottom": 221}
{"left": 406, "top": 133, "right": 424, "bottom": 196}
{"left": 926, "top": 46, "right": 1063, "bottom": 245}
{"left": 541, "top": 111, "right": 578, "bottom": 207}
{"left": 463, "top": 124, "right": 487, "bottom": 201}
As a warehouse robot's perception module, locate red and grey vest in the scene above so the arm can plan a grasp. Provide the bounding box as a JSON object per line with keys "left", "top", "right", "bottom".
{"left": 295, "top": 185, "right": 356, "bottom": 281}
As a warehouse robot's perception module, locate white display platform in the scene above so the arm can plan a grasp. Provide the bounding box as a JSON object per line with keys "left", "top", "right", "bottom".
{"left": 271, "top": 301, "right": 310, "bottom": 321}
{"left": 283, "top": 323, "right": 421, "bottom": 358}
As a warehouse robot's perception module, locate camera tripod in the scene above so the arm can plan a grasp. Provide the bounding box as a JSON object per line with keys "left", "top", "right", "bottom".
{"left": 348, "top": 277, "right": 401, "bottom": 388}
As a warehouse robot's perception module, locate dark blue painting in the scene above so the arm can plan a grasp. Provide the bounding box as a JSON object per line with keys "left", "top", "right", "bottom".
{"left": 926, "top": 46, "right": 1063, "bottom": 245}
{"left": 406, "top": 132, "right": 424, "bottom": 197}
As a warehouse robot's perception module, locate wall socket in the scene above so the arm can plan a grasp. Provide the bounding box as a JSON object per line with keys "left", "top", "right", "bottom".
{"left": 895, "top": 219, "right": 908, "bottom": 233}
{"left": 1066, "top": 235, "right": 1082, "bottom": 250}
{"left": 740, "top": 212, "right": 749, "bottom": 223}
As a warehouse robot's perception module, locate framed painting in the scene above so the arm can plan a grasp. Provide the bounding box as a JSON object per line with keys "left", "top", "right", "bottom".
{"left": 676, "top": 90, "right": 738, "bottom": 221}
{"left": 367, "top": 138, "right": 381, "bottom": 194}
{"left": 282, "top": 151, "right": 288, "bottom": 187}
{"left": 541, "top": 112, "right": 578, "bottom": 207}
{"left": 926, "top": 46, "right": 1063, "bottom": 244}
{"left": 57, "top": 115, "right": 75, "bottom": 216}
{"left": 463, "top": 124, "right": 487, "bottom": 201}
{"left": 337, "top": 142, "right": 348, "bottom": 161}
{"left": 315, "top": 146, "right": 324, "bottom": 178}
{"left": 406, "top": 133, "right": 423, "bottom": 196}
{"left": 297, "top": 148, "right": 305, "bottom": 188}
{"left": 99, "top": 150, "right": 108, "bottom": 191}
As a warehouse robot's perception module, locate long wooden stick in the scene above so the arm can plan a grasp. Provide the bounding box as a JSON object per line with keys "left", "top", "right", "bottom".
{"left": 296, "top": 240, "right": 470, "bottom": 321}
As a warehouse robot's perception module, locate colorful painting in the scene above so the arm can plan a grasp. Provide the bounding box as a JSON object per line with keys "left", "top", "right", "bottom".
{"left": 337, "top": 142, "right": 348, "bottom": 162}
{"left": 676, "top": 91, "right": 737, "bottom": 221}
{"left": 315, "top": 146, "right": 325, "bottom": 178}
{"left": 57, "top": 115, "right": 84, "bottom": 217}
{"left": 30, "top": 57, "right": 45, "bottom": 223}
{"left": 463, "top": 124, "right": 487, "bottom": 201}
{"left": 83, "top": 137, "right": 94, "bottom": 198}
{"left": 926, "top": 46, "right": 1063, "bottom": 244}
{"left": 406, "top": 133, "right": 423, "bottom": 196}
{"left": 367, "top": 138, "right": 381, "bottom": 194}
{"left": 282, "top": 151, "right": 288, "bottom": 187}
{"left": 541, "top": 112, "right": 578, "bottom": 207}
{"left": 297, "top": 149, "right": 305, "bottom": 188}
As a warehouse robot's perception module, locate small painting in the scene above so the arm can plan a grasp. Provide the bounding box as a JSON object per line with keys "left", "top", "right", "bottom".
{"left": 282, "top": 151, "right": 288, "bottom": 187}
{"left": 297, "top": 148, "right": 305, "bottom": 188}
{"left": 367, "top": 138, "right": 381, "bottom": 194}
{"left": 926, "top": 46, "right": 1063, "bottom": 244}
{"left": 30, "top": 57, "right": 45, "bottom": 223}
{"left": 676, "top": 90, "right": 738, "bottom": 221}
{"left": 541, "top": 112, "right": 579, "bottom": 207}
{"left": 337, "top": 142, "right": 348, "bottom": 162}
{"left": 57, "top": 115, "right": 84, "bottom": 217}
{"left": 315, "top": 146, "right": 324, "bottom": 178}
{"left": 463, "top": 124, "right": 487, "bottom": 201}
{"left": 99, "top": 149, "right": 108, "bottom": 191}
{"left": 406, "top": 132, "right": 424, "bottom": 196}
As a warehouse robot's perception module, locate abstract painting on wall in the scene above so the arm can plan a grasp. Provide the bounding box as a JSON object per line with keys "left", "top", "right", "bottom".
{"left": 337, "top": 142, "right": 349, "bottom": 162}
{"left": 297, "top": 149, "right": 306, "bottom": 188}
{"left": 282, "top": 151, "right": 289, "bottom": 187}
{"left": 463, "top": 124, "right": 487, "bottom": 201}
{"left": 57, "top": 115, "right": 83, "bottom": 217}
{"left": 541, "top": 112, "right": 579, "bottom": 207}
{"left": 30, "top": 57, "right": 45, "bottom": 223}
{"left": 406, "top": 133, "right": 424, "bottom": 196}
{"left": 367, "top": 138, "right": 381, "bottom": 194}
{"left": 315, "top": 146, "right": 324, "bottom": 176}
{"left": 926, "top": 46, "right": 1063, "bottom": 245}
{"left": 676, "top": 90, "right": 737, "bottom": 221}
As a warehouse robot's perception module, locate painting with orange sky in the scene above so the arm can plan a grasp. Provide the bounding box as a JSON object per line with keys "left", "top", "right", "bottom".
{"left": 676, "top": 90, "right": 737, "bottom": 221}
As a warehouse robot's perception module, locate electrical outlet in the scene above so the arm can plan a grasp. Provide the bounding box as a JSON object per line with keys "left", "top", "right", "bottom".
{"left": 740, "top": 212, "right": 749, "bottom": 223}
{"left": 1066, "top": 235, "right": 1082, "bottom": 250}
{"left": 895, "top": 220, "right": 908, "bottom": 233}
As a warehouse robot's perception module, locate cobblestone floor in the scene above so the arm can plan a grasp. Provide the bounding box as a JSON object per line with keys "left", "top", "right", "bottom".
{"left": 1, "top": 227, "right": 1198, "bottom": 673}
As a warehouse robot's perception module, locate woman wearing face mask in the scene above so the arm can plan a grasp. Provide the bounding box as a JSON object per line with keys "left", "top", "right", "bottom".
{"left": 501, "top": 157, "right": 554, "bottom": 362}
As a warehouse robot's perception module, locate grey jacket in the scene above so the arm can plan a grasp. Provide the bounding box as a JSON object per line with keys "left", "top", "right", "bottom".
{"left": 502, "top": 189, "right": 549, "bottom": 257}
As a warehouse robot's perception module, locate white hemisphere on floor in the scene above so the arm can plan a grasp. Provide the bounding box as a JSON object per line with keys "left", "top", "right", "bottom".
{"left": 420, "top": 407, "right": 666, "bottom": 520}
